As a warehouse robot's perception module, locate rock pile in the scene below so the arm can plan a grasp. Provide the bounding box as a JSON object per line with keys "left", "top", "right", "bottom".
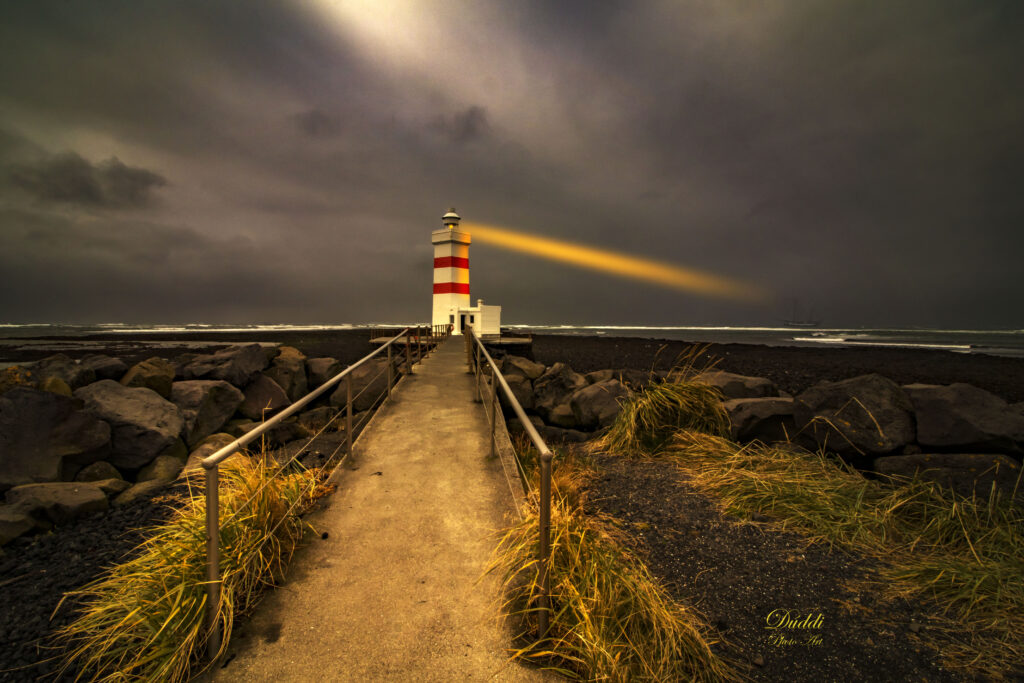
{"left": 498, "top": 355, "right": 1024, "bottom": 500}
{"left": 0, "top": 345, "right": 369, "bottom": 547}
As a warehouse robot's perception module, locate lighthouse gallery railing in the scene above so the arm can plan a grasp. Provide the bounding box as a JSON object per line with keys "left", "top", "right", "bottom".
{"left": 199, "top": 325, "right": 448, "bottom": 659}
{"left": 465, "top": 327, "right": 553, "bottom": 640}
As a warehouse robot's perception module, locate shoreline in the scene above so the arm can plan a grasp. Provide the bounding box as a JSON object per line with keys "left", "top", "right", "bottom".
{"left": 3, "top": 329, "right": 1024, "bottom": 402}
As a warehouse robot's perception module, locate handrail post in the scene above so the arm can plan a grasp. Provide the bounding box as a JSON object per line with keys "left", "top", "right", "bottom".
{"left": 538, "top": 450, "right": 552, "bottom": 640}
{"left": 465, "top": 328, "right": 472, "bottom": 371}
{"left": 489, "top": 366, "right": 497, "bottom": 458}
{"left": 205, "top": 465, "right": 221, "bottom": 659}
{"left": 406, "top": 334, "right": 412, "bottom": 374}
{"left": 474, "top": 342, "right": 481, "bottom": 401}
{"left": 387, "top": 344, "right": 393, "bottom": 398}
{"left": 346, "top": 374, "right": 353, "bottom": 458}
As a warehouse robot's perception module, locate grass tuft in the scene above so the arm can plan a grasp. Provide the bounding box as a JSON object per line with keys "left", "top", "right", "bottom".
{"left": 490, "top": 452, "right": 738, "bottom": 681}
{"left": 54, "top": 454, "right": 322, "bottom": 682}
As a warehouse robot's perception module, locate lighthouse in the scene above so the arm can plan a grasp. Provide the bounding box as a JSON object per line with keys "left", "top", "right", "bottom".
{"left": 431, "top": 208, "right": 501, "bottom": 335}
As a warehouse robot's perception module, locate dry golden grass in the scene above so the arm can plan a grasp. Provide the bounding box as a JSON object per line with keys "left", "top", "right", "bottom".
{"left": 490, "top": 449, "right": 739, "bottom": 681}
{"left": 54, "top": 455, "right": 324, "bottom": 682}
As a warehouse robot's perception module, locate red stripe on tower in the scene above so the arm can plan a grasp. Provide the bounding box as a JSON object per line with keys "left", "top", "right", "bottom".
{"left": 434, "top": 256, "right": 469, "bottom": 269}
{"left": 433, "top": 283, "right": 471, "bottom": 294}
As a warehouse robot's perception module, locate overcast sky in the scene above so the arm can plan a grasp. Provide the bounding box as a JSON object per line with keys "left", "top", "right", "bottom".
{"left": 1, "top": 1, "right": 1021, "bottom": 328}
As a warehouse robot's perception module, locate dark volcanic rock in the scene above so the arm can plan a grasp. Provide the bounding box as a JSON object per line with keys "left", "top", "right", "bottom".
{"left": 306, "top": 357, "right": 343, "bottom": 390}
{"left": 182, "top": 344, "right": 269, "bottom": 387}
{"left": 329, "top": 359, "right": 389, "bottom": 413}
{"left": 499, "top": 374, "right": 535, "bottom": 411}
{"left": 502, "top": 355, "right": 545, "bottom": 381}
{"left": 533, "top": 363, "right": 587, "bottom": 422}
{"left": 239, "top": 374, "right": 291, "bottom": 421}
{"left": 6, "top": 482, "right": 109, "bottom": 525}
{"left": 694, "top": 370, "right": 779, "bottom": 399}
{"left": 120, "top": 357, "right": 176, "bottom": 399}
{"left": 904, "top": 383, "right": 1024, "bottom": 454}
{"left": 570, "top": 379, "right": 630, "bottom": 430}
{"left": 0, "top": 387, "right": 111, "bottom": 492}
{"left": 873, "top": 453, "right": 1023, "bottom": 500}
{"left": 171, "top": 380, "right": 245, "bottom": 446}
{"left": 74, "top": 461, "right": 124, "bottom": 483}
{"left": 79, "top": 354, "right": 128, "bottom": 381}
{"left": 265, "top": 346, "right": 308, "bottom": 402}
{"left": 725, "top": 397, "right": 797, "bottom": 443}
{"left": 74, "top": 380, "right": 185, "bottom": 470}
{"left": 33, "top": 353, "right": 96, "bottom": 390}
{"left": 794, "top": 374, "right": 915, "bottom": 456}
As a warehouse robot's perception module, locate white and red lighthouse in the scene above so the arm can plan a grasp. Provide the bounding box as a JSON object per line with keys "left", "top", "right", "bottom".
{"left": 432, "top": 209, "right": 471, "bottom": 332}
{"left": 431, "top": 208, "right": 501, "bottom": 335}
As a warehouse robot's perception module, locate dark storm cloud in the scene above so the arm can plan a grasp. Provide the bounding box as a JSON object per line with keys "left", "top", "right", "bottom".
{"left": 430, "top": 106, "right": 491, "bottom": 144}
{"left": 7, "top": 153, "right": 166, "bottom": 208}
{"left": 293, "top": 109, "right": 344, "bottom": 138}
{"left": 0, "top": 0, "right": 1020, "bottom": 327}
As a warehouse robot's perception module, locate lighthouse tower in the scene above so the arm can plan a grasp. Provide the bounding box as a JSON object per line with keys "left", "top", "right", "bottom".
{"left": 432, "top": 209, "right": 471, "bottom": 332}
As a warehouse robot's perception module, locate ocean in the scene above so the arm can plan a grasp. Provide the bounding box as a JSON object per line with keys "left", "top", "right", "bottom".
{"left": 1, "top": 323, "right": 1023, "bottom": 358}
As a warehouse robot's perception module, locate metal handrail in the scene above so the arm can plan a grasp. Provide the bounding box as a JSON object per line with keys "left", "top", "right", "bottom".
{"left": 465, "top": 327, "right": 553, "bottom": 640}
{"left": 200, "top": 325, "right": 449, "bottom": 659}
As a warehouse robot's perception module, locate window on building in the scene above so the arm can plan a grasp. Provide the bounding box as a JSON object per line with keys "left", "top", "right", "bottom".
{"left": 449, "top": 314, "right": 454, "bottom": 324}
{"left": 470, "top": 315, "right": 475, "bottom": 323}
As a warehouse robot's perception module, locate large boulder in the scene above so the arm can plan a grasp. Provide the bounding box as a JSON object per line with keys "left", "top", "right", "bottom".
{"left": 181, "top": 344, "right": 270, "bottom": 388}
{"left": 74, "top": 461, "right": 124, "bottom": 483}
{"left": 904, "top": 383, "right": 1024, "bottom": 454}
{"left": 724, "top": 397, "right": 797, "bottom": 443}
{"left": 794, "top": 374, "right": 915, "bottom": 456}
{"left": 586, "top": 369, "right": 656, "bottom": 391}
{"left": 329, "top": 359, "right": 389, "bottom": 412}
{"left": 40, "top": 376, "right": 72, "bottom": 396}
{"left": 171, "top": 380, "right": 245, "bottom": 446}
{"left": 533, "top": 363, "right": 587, "bottom": 422}
{"left": 0, "top": 504, "right": 38, "bottom": 546}
{"left": 74, "top": 380, "right": 185, "bottom": 471}
{"left": 120, "top": 357, "right": 176, "bottom": 399}
{"left": 137, "top": 455, "right": 185, "bottom": 483}
{"left": 112, "top": 479, "right": 170, "bottom": 507}
{"left": 502, "top": 356, "right": 545, "bottom": 381}
{"left": 547, "top": 402, "right": 579, "bottom": 429}
{"left": 0, "top": 387, "right": 111, "bottom": 491}
{"left": 873, "top": 453, "right": 1023, "bottom": 500}
{"left": 570, "top": 379, "right": 631, "bottom": 431}
{"left": 33, "top": 354, "right": 96, "bottom": 390}
{"left": 6, "top": 482, "right": 108, "bottom": 524}
{"left": 694, "top": 370, "right": 778, "bottom": 400}
{"left": 265, "top": 346, "right": 308, "bottom": 402}
{"left": 239, "top": 375, "right": 291, "bottom": 421}
{"left": 183, "top": 433, "right": 236, "bottom": 474}
{"left": 79, "top": 354, "right": 128, "bottom": 381}
{"left": 307, "top": 357, "right": 343, "bottom": 390}
{"left": 499, "top": 374, "right": 535, "bottom": 411}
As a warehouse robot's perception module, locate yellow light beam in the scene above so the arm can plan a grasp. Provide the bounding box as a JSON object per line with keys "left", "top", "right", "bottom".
{"left": 464, "top": 222, "right": 768, "bottom": 303}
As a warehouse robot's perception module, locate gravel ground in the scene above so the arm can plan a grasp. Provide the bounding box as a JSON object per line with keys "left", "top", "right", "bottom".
{"left": 0, "top": 489, "right": 186, "bottom": 682}
{"left": 584, "top": 455, "right": 966, "bottom": 683}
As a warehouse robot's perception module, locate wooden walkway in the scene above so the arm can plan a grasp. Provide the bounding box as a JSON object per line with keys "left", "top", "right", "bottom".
{"left": 206, "top": 337, "right": 548, "bottom": 682}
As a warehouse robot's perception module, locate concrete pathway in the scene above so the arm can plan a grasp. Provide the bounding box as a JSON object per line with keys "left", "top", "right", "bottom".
{"left": 209, "top": 338, "right": 549, "bottom": 682}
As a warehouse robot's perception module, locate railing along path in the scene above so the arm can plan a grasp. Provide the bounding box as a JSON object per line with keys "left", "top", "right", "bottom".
{"left": 465, "top": 327, "right": 553, "bottom": 639}
{"left": 200, "top": 325, "right": 450, "bottom": 658}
